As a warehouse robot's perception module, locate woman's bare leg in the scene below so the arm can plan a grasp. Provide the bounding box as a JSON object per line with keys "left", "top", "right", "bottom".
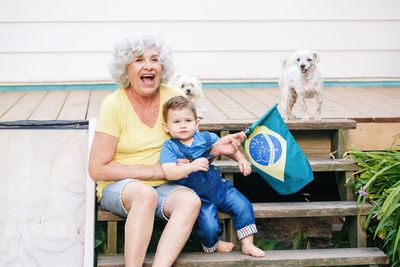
{"left": 152, "top": 189, "right": 201, "bottom": 267}
{"left": 121, "top": 182, "right": 158, "bottom": 267}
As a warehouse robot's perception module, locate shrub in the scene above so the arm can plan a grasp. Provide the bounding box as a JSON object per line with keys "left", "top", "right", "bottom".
{"left": 346, "top": 136, "right": 400, "bottom": 266}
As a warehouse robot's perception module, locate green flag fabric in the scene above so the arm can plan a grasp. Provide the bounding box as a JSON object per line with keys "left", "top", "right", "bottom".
{"left": 243, "top": 103, "right": 314, "bottom": 195}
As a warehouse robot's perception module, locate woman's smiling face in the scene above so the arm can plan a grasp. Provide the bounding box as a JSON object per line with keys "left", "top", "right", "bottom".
{"left": 126, "top": 46, "right": 163, "bottom": 96}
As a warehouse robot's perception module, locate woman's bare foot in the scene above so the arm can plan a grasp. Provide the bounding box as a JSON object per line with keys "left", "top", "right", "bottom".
{"left": 241, "top": 243, "right": 265, "bottom": 258}
{"left": 216, "top": 240, "right": 235, "bottom": 252}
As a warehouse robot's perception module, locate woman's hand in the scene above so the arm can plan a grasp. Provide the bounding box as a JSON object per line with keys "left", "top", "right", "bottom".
{"left": 238, "top": 158, "right": 252, "bottom": 176}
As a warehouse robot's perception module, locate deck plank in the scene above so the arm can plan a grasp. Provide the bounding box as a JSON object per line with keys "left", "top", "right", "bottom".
{"left": 336, "top": 87, "right": 398, "bottom": 117}
{"left": 30, "top": 91, "right": 69, "bottom": 120}
{"left": 242, "top": 88, "right": 281, "bottom": 107}
{"left": 58, "top": 90, "right": 90, "bottom": 120}
{"left": 323, "top": 88, "right": 371, "bottom": 118}
{"left": 0, "top": 91, "right": 26, "bottom": 120}
{"left": 225, "top": 88, "right": 268, "bottom": 118}
{"left": 350, "top": 87, "right": 400, "bottom": 112}
{"left": 205, "top": 89, "right": 255, "bottom": 119}
{"left": 86, "top": 90, "right": 112, "bottom": 120}
{"left": 0, "top": 91, "right": 46, "bottom": 121}
{"left": 201, "top": 95, "right": 228, "bottom": 120}
{"left": 375, "top": 86, "right": 400, "bottom": 98}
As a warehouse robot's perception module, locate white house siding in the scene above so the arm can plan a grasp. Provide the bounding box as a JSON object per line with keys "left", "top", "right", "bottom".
{"left": 0, "top": 0, "right": 399, "bottom": 84}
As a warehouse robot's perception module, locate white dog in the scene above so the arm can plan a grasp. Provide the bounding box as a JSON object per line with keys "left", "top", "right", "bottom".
{"left": 174, "top": 75, "right": 206, "bottom": 119}
{"left": 279, "top": 50, "right": 323, "bottom": 121}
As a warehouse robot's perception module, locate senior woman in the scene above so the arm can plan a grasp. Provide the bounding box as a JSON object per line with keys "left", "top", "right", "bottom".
{"left": 88, "top": 33, "right": 246, "bottom": 266}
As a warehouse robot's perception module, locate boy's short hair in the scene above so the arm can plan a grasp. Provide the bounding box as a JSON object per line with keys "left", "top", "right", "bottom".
{"left": 163, "top": 96, "right": 198, "bottom": 121}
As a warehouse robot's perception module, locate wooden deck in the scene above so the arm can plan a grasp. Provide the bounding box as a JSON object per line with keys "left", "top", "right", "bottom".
{"left": 0, "top": 87, "right": 399, "bottom": 122}
{"left": 0, "top": 86, "right": 399, "bottom": 150}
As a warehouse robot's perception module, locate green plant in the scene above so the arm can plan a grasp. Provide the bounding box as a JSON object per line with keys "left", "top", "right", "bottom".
{"left": 95, "top": 221, "right": 107, "bottom": 254}
{"left": 346, "top": 136, "right": 400, "bottom": 266}
{"left": 254, "top": 238, "right": 283, "bottom": 250}
{"left": 332, "top": 222, "right": 350, "bottom": 249}
{"left": 292, "top": 231, "right": 309, "bottom": 250}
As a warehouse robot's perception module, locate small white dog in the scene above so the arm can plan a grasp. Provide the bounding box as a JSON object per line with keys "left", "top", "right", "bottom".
{"left": 174, "top": 75, "right": 206, "bottom": 119}
{"left": 279, "top": 50, "right": 323, "bottom": 121}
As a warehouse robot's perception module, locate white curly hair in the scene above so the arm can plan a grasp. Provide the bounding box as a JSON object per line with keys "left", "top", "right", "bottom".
{"left": 108, "top": 33, "right": 175, "bottom": 88}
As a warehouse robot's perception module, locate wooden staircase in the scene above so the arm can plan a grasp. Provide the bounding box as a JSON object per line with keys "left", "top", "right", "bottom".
{"left": 96, "top": 119, "right": 389, "bottom": 266}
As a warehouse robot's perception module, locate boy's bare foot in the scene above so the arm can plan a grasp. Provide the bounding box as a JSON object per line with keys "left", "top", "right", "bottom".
{"left": 241, "top": 243, "right": 265, "bottom": 258}
{"left": 241, "top": 235, "right": 265, "bottom": 257}
{"left": 216, "top": 240, "right": 235, "bottom": 252}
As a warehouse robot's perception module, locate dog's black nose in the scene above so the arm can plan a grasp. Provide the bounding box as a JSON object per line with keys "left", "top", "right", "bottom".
{"left": 300, "top": 64, "right": 306, "bottom": 69}
{"left": 186, "top": 89, "right": 191, "bottom": 93}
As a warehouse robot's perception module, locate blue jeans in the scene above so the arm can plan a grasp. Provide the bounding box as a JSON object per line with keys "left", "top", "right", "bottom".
{"left": 99, "top": 179, "right": 191, "bottom": 220}
{"left": 180, "top": 168, "right": 257, "bottom": 252}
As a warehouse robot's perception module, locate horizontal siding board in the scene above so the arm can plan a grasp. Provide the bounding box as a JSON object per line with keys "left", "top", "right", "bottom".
{"left": 1, "top": 52, "right": 400, "bottom": 82}
{"left": 1, "top": 0, "right": 400, "bottom": 22}
{"left": 1, "top": 21, "right": 400, "bottom": 52}
{"left": 0, "top": 0, "right": 399, "bottom": 82}
{"left": 0, "top": 53, "right": 111, "bottom": 82}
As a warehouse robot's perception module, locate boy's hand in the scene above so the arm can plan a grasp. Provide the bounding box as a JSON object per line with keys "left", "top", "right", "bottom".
{"left": 238, "top": 158, "right": 252, "bottom": 176}
{"left": 190, "top": 158, "right": 209, "bottom": 172}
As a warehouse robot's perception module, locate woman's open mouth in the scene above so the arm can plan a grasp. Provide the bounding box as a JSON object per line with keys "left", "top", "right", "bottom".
{"left": 141, "top": 74, "right": 155, "bottom": 86}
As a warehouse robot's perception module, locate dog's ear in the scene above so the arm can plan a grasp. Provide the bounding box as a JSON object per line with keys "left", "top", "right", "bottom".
{"left": 282, "top": 59, "right": 288, "bottom": 68}
{"left": 194, "top": 78, "right": 205, "bottom": 97}
{"left": 291, "top": 52, "right": 299, "bottom": 65}
{"left": 312, "top": 51, "right": 319, "bottom": 64}
{"left": 282, "top": 58, "right": 292, "bottom": 68}
{"left": 173, "top": 74, "right": 182, "bottom": 85}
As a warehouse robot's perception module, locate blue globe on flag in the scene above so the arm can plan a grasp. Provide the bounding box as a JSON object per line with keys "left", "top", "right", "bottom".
{"left": 249, "top": 133, "right": 282, "bottom": 166}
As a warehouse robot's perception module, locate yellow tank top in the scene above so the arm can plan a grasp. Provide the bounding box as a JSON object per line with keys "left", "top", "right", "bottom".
{"left": 95, "top": 84, "right": 185, "bottom": 201}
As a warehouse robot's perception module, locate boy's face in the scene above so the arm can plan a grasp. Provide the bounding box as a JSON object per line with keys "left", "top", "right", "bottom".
{"left": 163, "top": 108, "right": 199, "bottom": 142}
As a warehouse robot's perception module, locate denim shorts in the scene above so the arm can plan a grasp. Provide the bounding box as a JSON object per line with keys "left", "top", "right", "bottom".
{"left": 99, "top": 179, "right": 191, "bottom": 220}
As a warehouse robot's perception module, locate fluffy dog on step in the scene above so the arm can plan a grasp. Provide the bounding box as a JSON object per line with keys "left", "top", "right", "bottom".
{"left": 279, "top": 50, "right": 323, "bottom": 121}
{"left": 174, "top": 75, "right": 206, "bottom": 118}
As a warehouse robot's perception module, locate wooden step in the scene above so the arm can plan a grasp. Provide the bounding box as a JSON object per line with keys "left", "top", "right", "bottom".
{"left": 97, "top": 247, "right": 388, "bottom": 267}
{"left": 98, "top": 201, "right": 372, "bottom": 222}
{"left": 199, "top": 118, "right": 356, "bottom": 131}
{"left": 218, "top": 201, "right": 371, "bottom": 219}
{"left": 201, "top": 119, "right": 356, "bottom": 159}
{"left": 214, "top": 158, "right": 359, "bottom": 173}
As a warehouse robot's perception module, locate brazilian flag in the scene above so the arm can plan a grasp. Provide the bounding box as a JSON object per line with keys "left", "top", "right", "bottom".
{"left": 243, "top": 103, "right": 313, "bottom": 195}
